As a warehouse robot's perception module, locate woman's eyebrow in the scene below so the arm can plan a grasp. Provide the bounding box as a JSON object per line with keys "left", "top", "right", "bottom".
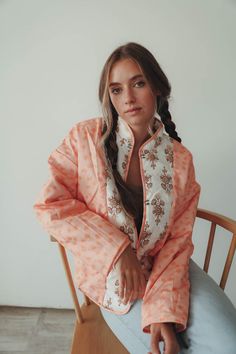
{"left": 109, "top": 74, "right": 144, "bottom": 87}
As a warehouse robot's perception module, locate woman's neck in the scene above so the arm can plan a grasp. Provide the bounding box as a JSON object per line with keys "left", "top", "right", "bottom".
{"left": 132, "top": 130, "right": 151, "bottom": 153}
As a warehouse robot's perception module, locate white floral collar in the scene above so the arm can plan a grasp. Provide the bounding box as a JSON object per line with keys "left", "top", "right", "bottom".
{"left": 116, "top": 115, "right": 164, "bottom": 151}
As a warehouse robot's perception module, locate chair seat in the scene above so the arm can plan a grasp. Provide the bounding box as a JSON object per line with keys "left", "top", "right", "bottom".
{"left": 71, "top": 302, "right": 129, "bottom": 354}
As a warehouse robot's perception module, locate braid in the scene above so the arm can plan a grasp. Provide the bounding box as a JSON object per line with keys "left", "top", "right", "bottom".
{"left": 104, "top": 114, "right": 138, "bottom": 217}
{"left": 104, "top": 114, "right": 119, "bottom": 170}
{"left": 158, "top": 97, "right": 182, "bottom": 143}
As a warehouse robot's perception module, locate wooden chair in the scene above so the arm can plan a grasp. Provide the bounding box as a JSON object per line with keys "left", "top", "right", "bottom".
{"left": 196, "top": 208, "right": 236, "bottom": 290}
{"left": 50, "top": 236, "right": 129, "bottom": 354}
{"left": 50, "top": 208, "right": 236, "bottom": 354}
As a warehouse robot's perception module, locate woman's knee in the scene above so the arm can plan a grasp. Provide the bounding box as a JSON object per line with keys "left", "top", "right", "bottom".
{"left": 185, "top": 259, "right": 236, "bottom": 353}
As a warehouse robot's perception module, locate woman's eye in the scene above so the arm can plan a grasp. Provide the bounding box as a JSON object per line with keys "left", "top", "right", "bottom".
{"left": 111, "top": 87, "right": 121, "bottom": 94}
{"left": 110, "top": 81, "right": 145, "bottom": 95}
{"left": 134, "top": 80, "right": 145, "bottom": 87}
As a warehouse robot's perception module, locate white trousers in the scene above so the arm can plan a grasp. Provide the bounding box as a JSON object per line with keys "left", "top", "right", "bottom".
{"left": 100, "top": 259, "right": 236, "bottom": 354}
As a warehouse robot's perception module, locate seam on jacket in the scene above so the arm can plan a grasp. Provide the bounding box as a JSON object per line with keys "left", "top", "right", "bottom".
{"left": 54, "top": 148, "right": 77, "bottom": 166}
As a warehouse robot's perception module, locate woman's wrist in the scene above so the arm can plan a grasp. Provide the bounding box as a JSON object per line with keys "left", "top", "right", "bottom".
{"left": 150, "top": 322, "right": 176, "bottom": 332}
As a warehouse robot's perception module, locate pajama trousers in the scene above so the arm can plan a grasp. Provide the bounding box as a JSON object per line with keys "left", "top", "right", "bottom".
{"left": 100, "top": 259, "right": 236, "bottom": 354}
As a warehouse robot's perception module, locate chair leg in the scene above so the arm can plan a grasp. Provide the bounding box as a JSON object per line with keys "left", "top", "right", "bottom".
{"left": 70, "top": 319, "right": 80, "bottom": 354}
{"left": 58, "top": 244, "right": 84, "bottom": 324}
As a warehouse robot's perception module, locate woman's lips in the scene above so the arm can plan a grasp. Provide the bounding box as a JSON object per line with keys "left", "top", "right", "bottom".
{"left": 126, "top": 107, "right": 142, "bottom": 114}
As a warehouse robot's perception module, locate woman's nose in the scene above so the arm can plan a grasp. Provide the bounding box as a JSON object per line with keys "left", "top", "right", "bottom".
{"left": 124, "top": 88, "right": 136, "bottom": 104}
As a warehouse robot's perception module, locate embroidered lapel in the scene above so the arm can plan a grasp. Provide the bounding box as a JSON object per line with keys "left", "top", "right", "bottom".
{"left": 102, "top": 115, "right": 174, "bottom": 312}
{"left": 113, "top": 115, "right": 174, "bottom": 256}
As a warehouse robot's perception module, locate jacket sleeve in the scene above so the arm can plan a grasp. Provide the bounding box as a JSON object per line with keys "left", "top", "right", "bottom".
{"left": 142, "top": 152, "right": 201, "bottom": 333}
{"left": 33, "top": 124, "right": 131, "bottom": 304}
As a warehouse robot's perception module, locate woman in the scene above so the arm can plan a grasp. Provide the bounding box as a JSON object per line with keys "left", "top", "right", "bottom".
{"left": 34, "top": 42, "right": 236, "bottom": 354}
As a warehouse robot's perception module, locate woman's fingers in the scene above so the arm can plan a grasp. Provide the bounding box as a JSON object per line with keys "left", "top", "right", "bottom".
{"left": 118, "top": 270, "right": 132, "bottom": 304}
{"left": 150, "top": 328, "right": 162, "bottom": 354}
{"left": 127, "top": 269, "right": 145, "bottom": 303}
{"left": 123, "top": 270, "right": 133, "bottom": 304}
{"left": 140, "top": 273, "right": 147, "bottom": 297}
{"left": 151, "top": 323, "right": 180, "bottom": 354}
{"left": 162, "top": 325, "right": 180, "bottom": 354}
{"left": 137, "top": 273, "right": 146, "bottom": 299}
{"left": 129, "top": 270, "right": 139, "bottom": 302}
{"left": 115, "top": 245, "right": 148, "bottom": 303}
{"left": 119, "top": 273, "right": 125, "bottom": 299}
{"left": 120, "top": 270, "right": 147, "bottom": 303}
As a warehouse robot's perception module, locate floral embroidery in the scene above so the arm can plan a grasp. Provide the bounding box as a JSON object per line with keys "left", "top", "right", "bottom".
{"left": 106, "top": 297, "right": 113, "bottom": 308}
{"left": 114, "top": 280, "right": 123, "bottom": 306}
{"left": 120, "top": 138, "right": 126, "bottom": 146}
{"left": 144, "top": 173, "right": 153, "bottom": 189}
{"left": 160, "top": 167, "right": 173, "bottom": 194}
{"left": 159, "top": 222, "right": 168, "bottom": 240}
{"left": 108, "top": 189, "right": 122, "bottom": 215}
{"left": 165, "top": 145, "right": 173, "bottom": 167}
{"left": 140, "top": 221, "right": 152, "bottom": 248}
{"left": 122, "top": 154, "right": 129, "bottom": 171}
{"left": 151, "top": 194, "right": 165, "bottom": 225}
{"left": 141, "top": 136, "right": 162, "bottom": 169}
{"left": 119, "top": 137, "right": 132, "bottom": 149}
{"left": 114, "top": 280, "right": 119, "bottom": 296}
{"left": 154, "top": 136, "right": 162, "bottom": 148}
{"left": 120, "top": 223, "right": 135, "bottom": 242}
{"left": 142, "top": 148, "right": 159, "bottom": 169}
{"left": 104, "top": 166, "right": 112, "bottom": 186}
{"left": 127, "top": 139, "right": 132, "bottom": 150}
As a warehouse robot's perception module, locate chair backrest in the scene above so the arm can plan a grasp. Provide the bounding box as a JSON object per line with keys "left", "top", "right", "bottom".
{"left": 196, "top": 208, "right": 236, "bottom": 290}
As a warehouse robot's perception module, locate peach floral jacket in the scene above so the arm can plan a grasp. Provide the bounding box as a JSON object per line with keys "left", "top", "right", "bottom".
{"left": 33, "top": 115, "right": 201, "bottom": 333}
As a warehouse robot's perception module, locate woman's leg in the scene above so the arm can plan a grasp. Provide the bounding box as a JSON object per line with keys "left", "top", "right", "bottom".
{"left": 179, "top": 259, "right": 236, "bottom": 354}
{"left": 100, "top": 258, "right": 236, "bottom": 354}
{"left": 100, "top": 299, "right": 164, "bottom": 354}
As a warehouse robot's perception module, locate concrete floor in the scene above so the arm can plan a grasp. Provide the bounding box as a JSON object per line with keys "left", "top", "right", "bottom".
{"left": 0, "top": 306, "right": 75, "bottom": 354}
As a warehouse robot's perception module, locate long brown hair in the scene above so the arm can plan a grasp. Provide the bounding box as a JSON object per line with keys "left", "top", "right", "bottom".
{"left": 98, "top": 42, "right": 181, "bottom": 218}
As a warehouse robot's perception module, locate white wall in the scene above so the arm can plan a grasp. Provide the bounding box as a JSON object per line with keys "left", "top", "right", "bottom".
{"left": 1, "top": 0, "right": 235, "bottom": 309}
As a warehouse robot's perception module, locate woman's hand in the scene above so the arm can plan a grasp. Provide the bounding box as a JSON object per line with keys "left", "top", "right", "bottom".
{"left": 114, "top": 245, "right": 146, "bottom": 304}
{"left": 148, "top": 323, "right": 180, "bottom": 354}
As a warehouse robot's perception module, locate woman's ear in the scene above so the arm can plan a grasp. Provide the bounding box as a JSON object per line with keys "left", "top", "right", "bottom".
{"left": 153, "top": 89, "right": 161, "bottom": 99}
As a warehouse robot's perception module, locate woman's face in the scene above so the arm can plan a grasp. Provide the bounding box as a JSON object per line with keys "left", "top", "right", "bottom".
{"left": 108, "top": 58, "right": 158, "bottom": 129}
